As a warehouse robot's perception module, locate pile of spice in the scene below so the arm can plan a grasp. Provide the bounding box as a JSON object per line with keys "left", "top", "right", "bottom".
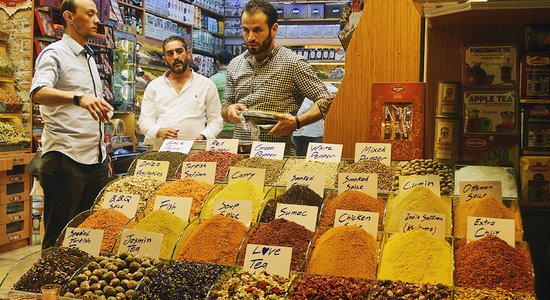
{"left": 239, "top": 218, "right": 313, "bottom": 271}
{"left": 201, "top": 179, "right": 264, "bottom": 220}
{"left": 339, "top": 160, "right": 396, "bottom": 191}
{"left": 454, "top": 196, "right": 522, "bottom": 240}
{"left": 259, "top": 185, "right": 323, "bottom": 223}
{"left": 13, "top": 247, "right": 92, "bottom": 293}
{"left": 78, "top": 209, "right": 133, "bottom": 253}
{"left": 135, "top": 261, "right": 229, "bottom": 299}
{"left": 455, "top": 235, "right": 534, "bottom": 293}
{"left": 307, "top": 226, "right": 377, "bottom": 278}
{"left": 393, "top": 159, "right": 454, "bottom": 195}
{"left": 378, "top": 229, "right": 453, "bottom": 285}
{"left": 277, "top": 158, "right": 339, "bottom": 188}
{"left": 174, "top": 215, "right": 247, "bottom": 265}
{"left": 455, "top": 165, "right": 518, "bottom": 198}
{"left": 289, "top": 275, "right": 372, "bottom": 299}
{"left": 63, "top": 252, "right": 164, "bottom": 299}
{"left": 319, "top": 190, "right": 385, "bottom": 229}
{"left": 212, "top": 271, "right": 293, "bottom": 299}
{"left": 130, "top": 210, "right": 187, "bottom": 259}
{"left": 146, "top": 178, "right": 212, "bottom": 220}
{"left": 370, "top": 280, "right": 452, "bottom": 299}
{"left": 384, "top": 186, "right": 452, "bottom": 235}
{"left": 184, "top": 150, "right": 240, "bottom": 182}
{"left": 233, "top": 156, "right": 285, "bottom": 185}
{"left": 454, "top": 287, "right": 536, "bottom": 300}
{"left": 94, "top": 175, "right": 163, "bottom": 214}
{"left": 127, "top": 151, "right": 187, "bottom": 180}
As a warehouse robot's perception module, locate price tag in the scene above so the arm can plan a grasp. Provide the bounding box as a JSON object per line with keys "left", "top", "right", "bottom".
{"left": 159, "top": 139, "right": 194, "bottom": 154}
{"left": 399, "top": 175, "right": 441, "bottom": 197}
{"left": 180, "top": 162, "right": 216, "bottom": 185}
{"left": 399, "top": 211, "right": 446, "bottom": 240}
{"left": 118, "top": 229, "right": 164, "bottom": 258}
{"left": 212, "top": 200, "right": 253, "bottom": 226}
{"left": 250, "top": 142, "right": 285, "bottom": 160}
{"left": 338, "top": 173, "right": 378, "bottom": 197}
{"left": 134, "top": 159, "right": 169, "bottom": 182}
{"left": 102, "top": 192, "right": 140, "bottom": 218}
{"left": 354, "top": 143, "right": 391, "bottom": 165}
{"left": 286, "top": 171, "right": 325, "bottom": 197}
{"left": 243, "top": 244, "right": 292, "bottom": 278}
{"left": 153, "top": 196, "right": 193, "bottom": 222}
{"left": 467, "top": 216, "right": 515, "bottom": 247}
{"left": 207, "top": 139, "right": 239, "bottom": 153}
{"left": 334, "top": 210, "right": 379, "bottom": 236}
{"left": 275, "top": 203, "right": 318, "bottom": 231}
{"left": 459, "top": 181, "right": 502, "bottom": 204}
{"left": 228, "top": 167, "right": 265, "bottom": 189}
{"left": 62, "top": 227, "right": 103, "bottom": 256}
{"left": 306, "top": 142, "right": 343, "bottom": 162}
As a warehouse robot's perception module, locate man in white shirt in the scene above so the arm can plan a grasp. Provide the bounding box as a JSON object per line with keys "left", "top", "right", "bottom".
{"left": 139, "top": 36, "right": 223, "bottom": 150}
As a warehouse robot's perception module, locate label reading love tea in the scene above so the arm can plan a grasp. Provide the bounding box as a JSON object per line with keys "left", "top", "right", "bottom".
{"left": 243, "top": 244, "right": 293, "bottom": 277}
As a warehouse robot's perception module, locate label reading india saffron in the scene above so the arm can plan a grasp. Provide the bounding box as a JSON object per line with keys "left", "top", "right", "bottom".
{"left": 228, "top": 167, "right": 266, "bottom": 189}
{"left": 102, "top": 192, "right": 140, "bottom": 218}
{"left": 212, "top": 200, "right": 253, "bottom": 226}
{"left": 275, "top": 203, "right": 318, "bottom": 231}
{"left": 153, "top": 196, "right": 193, "bottom": 222}
{"left": 334, "top": 210, "right": 379, "bottom": 236}
{"left": 180, "top": 162, "right": 216, "bottom": 185}
{"left": 306, "top": 142, "right": 343, "bottom": 163}
{"left": 286, "top": 171, "right": 325, "bottom": 197}
{"left": 207, "top": 139, "right": 239, "bottom": 153}
{"left": 354, "top": 143, "right": 392, "bottom": 165}
{"left": 62, "top": 227, "right": 103, "bottom": 257}
{"left": 399, "top": 211, "right": 446, "bottom": 240}
{"left": 459, "top": 181, "right": 502, "bottom": 204}
{"left": 467, "top": 216, "right": 515, "bottom": 247}
{"left": 250, "top": 142, "right": 285, "bottom": 160}
{"left": 243, "top": 244, "right": 293, "bottom": 278}
{"left": 399, "top": 175, "right": 441, "bottom": 197}
{"left": 159, "top": 139, "right": 194, "bottom": 154}
{"left": 134, "top": 159, "right": 169, "bottom": 182}
{"left": 338, "top": 173, "right": 378, "bottom": 197}
{"left": 118, "top": 229, "right": 163, "bottom": 259}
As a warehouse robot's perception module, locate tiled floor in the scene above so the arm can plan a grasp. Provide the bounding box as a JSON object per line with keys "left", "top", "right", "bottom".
{"left": 0, "top": 244, "right": 41, "bottom": 291}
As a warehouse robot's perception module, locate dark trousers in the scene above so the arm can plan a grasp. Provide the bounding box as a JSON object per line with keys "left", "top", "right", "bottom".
{"left": 293, "top": 136, "right": 323, "bottom": 156}
{"left": 38, "top": 151, "right": 108, "bottom": 249}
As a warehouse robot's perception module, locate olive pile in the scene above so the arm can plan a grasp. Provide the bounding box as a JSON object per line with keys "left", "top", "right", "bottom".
{"left": 392, "top": 159, "right": 454, "bottom": 195}
{"left": 63, "top": 253, "right": 164, "bottom": 300}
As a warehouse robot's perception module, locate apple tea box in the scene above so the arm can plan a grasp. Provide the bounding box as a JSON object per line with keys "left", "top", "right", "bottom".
{"left": 463, "top": 89, "right": 518, "bottom": 134}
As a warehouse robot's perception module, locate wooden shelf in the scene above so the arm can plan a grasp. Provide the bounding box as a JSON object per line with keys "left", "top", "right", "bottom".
{"left": 309, "top": 60, "right": 345, "bottom": 65}
{"left": 146, "top": 10, "right": 193, "bottom": 27}
{"left": 276, "top": 37, "right": 341, "bottom": 46}
{"left": 193, "top": 27, "right": 223, "bottom": 38}
{"left": 117, "top": 1, "right": 144, "bottom": 11}
{"left": 194, "top": 5, "right": 224, "bottom": 18}
{"left": 278, "top": 18, "right": 340, "bottom": 23}
{"left": 414, "top": 0, "right": 550, "bottom": 18}
{"left": 192, "top": 48, "right": 215, "bottom": 56}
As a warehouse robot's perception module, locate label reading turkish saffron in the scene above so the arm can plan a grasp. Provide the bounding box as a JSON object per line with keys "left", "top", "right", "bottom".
{"left": 286, "top": 171, "right": 325, "bottom": 197}
{"left": 102, "top": 192, "right": 140, "bottom": 218}
{"left": 467, "top": 216, "right": 515, "bottom": 246}
{"left": 459, "top": 181, "right": 502, "bottom": 204}
{"left": 243, "top": 244, "right": 292, "bottom": 278}
{"left": 306, "top": 142, "right": 343, "bottom": 163}
{"left": 334, "top": 210, "right": 379, "bottom": 236}
{"left": 399, "top": 175, "right": 441, "bottom": 197}
{"left": 250, "top": 142, "right": 285, "bottom": 160}
{"left": 134, "top": 159, "right": 169, "bottom": 182}
{"left": 207, "top": 139, "right": 239, "bottom": 153}
{"left": 118, "top": 229, "right": 163, "bottom": 258}
{"left": 399, "top": 211, "right": 446, "bottom": 240}
{"left": 228, "top": 167, "right": 265, "bottom": 188}
{"left": 153, "top": 196, "right": 193, "bottom": 222}
{"left": 354, "top": 143, "right": 392, "bottom": 165}
{"left": 180, "top": 162, "right": 216, "bottom": 185}
{"left": 212, "top": 200, "right": 253, "bottom": 226}
{"left": 159, "top": 139, "right": 194, "bottom": 154}
{"left": 62, "top": 227, "right": 103, "bottom": 256}
{"left": 275, "top": 203, "right": 318, "bottom": 231}
{"left": 338, "top": 173, "right": 378, "bottom": 197}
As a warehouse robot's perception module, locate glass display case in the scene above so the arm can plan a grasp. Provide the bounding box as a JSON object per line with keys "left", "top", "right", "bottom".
{"left": 112, "top": 30, "right": 136, "bottom": 111}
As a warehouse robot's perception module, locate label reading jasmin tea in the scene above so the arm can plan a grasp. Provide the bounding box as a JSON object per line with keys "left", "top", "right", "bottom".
{"left": 334, "top": 210, "right": 379, "bottom": 236}
{"left": 63, "top": 227, "right": 103, "bottom": 256}
{"left": 134, "top": 159, "right": 169, "bottom": 182}
{"left": 399, "top": 211, "right": 446, "bottom": 240}
{"left": 228, "top": 167, "right": 266, "bottom": 189}
{"left": 338, "top": 173, "right": 378, "bottom": 197}
{"left": 306, "top": 142, "right": 343, "bottom": 162}
{"left": 213, "top": 200, "right": 253, "bottom": 226}
{"left": 243, "top": 244, "right": 292, "bottom": 277}
{"left": 102, "top": 192, "right": 140, "bottom": 218}
{"left": 467, "top": 216, "right": 515, "bottom": 246}
{"left": 159, "top": 139, "right": 194, "bottom": 154}
{"left": 118, "top": 229, "right": 163, "bottom": 259}
{"left": 250, "top": 142, "right": 285, "bottom": 160}
{"left": 459, "top": 181, "right": 503, "bottom": 204}
{"left": 275, "top": 203, "right": 318, "bottom": 231}
{"left": 180, "top": 162, "right": 216, "bottom": 185}
{"left": 354, "top": 143, "right": 392, "bottom": 165}
{"left": 207, "top": 139, "right": 239, "bottom": 153}
{"left": 286, "top": 171, "right": 325, "bottom": 197}
{"left": 399, "top": 175, "right": 441, "bottom": 197}
{"left": 153, "top": 196, "right": 193, "bottom": 222}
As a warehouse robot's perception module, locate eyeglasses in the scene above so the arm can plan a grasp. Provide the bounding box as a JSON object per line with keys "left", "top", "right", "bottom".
{"left": 165, "top": 48, "right": 186, "bottom": 57}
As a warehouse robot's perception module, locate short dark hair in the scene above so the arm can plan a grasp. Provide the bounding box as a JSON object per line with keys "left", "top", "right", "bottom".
{"left": 162, "top": 36, "right": 188, "bottom": 53}
{"left": 61, "top": 0, "right": 77, "bottom": 27}
{"left": 242, "top": 0, "right": 278, "bottom": 29}
{"left": 216, "top": 50, "right": 233, "bottom": 65}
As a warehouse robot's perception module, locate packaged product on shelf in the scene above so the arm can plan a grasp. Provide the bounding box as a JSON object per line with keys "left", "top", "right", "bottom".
{"left": 520, "top": 156, "right": 550, "bottom": 204}
{"left": 78, "top": 209, "right": 134, "bottom": 253}
{"left": 308, "top": 4, "right": 325, "bottom": 19}
{"left": 454, "top": 165, "right": 518, "bottom": 198}
{"left": 392, "top": 159, "right": 454, "bottom": 195}
{"left": 289, "top": 275, "right": 373, "bottom": 299}
{"left": 319, "top": 190, "right": 385, "bottom": 229}
{"left": 462, "top": 133, "right": 520, "bottom": 168}
{"left": 521, "top": 103, "right": 550, "bottom": 153}
{"left": 259, "top": 185, "right": 324, "bottom": 223}
{"left": 284, "top": 3, "right": 308, "bottom": 20}
{"left": 520, "top": 52, "right": 550, "bottom": 101}
{"left": 370, "top": 280, "right": 452, "bottom": 299}
{"left": 434, "top": 117, "right": 462, "bottom": 164}
{"left": 436, "top": 82, "right": 462, "bottom": 117}
{"left": 464, "top": 89, "right": 518, "bottom": 134}
{"left": 525, "top": 25, "right": 550, "bottom": 51}
{"left": 464, "top": 44, "right": 517, "bottom": 86}
{"left": 324, "top": 3, "right": 347, "bottom": 19}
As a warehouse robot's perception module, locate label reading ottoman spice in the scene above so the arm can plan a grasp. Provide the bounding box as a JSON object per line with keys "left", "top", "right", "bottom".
{"left": 153, "top": 196, "right": 193, "bottom": 222}
{"left": 338, "top": 173, "right": 378, "bottom": 197}
{"left": 102, "top": 192, "right": 140, "bottom": 218}
{"left": 467, "top": 216, "right": 515, "bottom": 246}
{"left": 399, "top": 211, "right": 446, "bottom": 240}
{"left": 354, "top": 143, "right": 392, "bottom": 165}
{"left": 118, "top": 229, "right": 163, "bottom": 258}
{"left": 213, "top": 200, "right": 253, "bottom": 226}
{"left": 459, "top": 181, "right": 502, "bottom": 204}
{"left": 62, "top": 227, "right": 103, "bottom": 256}
{"left": 334, "top": 210, "right": 379, "bottom": 236}
{"left": 180, "top": 162, "right": 216, "bottom": 185}
{"left": 275, "top": 203, "right": 318, "bottom": 231}
{"left": 243, "top": 244, "right": 293, "bottom": 277}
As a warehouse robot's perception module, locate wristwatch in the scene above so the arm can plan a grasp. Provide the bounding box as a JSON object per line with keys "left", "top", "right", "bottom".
{"left": 73, "top": 90, "right": 84, "bottom": 106}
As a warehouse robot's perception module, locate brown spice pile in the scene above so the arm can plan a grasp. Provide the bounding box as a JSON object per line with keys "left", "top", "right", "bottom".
{"left": 184, "top": 150, "right": 240, "bottom": 182}
{"left": 146, "top": 178, "right": 213, "bottom": 219}
{"left": 78, "top": 209, "right": 134, "bottom": 252}
{"left": 319, "top": 190, "right": 385, "bottom": 229}
{"left": 260, "top": 185, "right": 323, "bottom": 223}
{"left": 290, "top": 275, "right": 373, "bottom": 299}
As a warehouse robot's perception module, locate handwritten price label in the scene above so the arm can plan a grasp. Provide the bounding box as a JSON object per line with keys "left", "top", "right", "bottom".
{"left": 62, "top": 227, "right": 103, "bottom": 256}
{"left": 399, "top": 175, "right": 441, "bottom": 197}
{"left": 228, "top": 167, "right": 265, "bottom": 189}
{"left": 286, "top": 171, "right": 325, "bottom": 197}
{"left": 102, "top": 192, "right": 140, "bottom": 218}
{"left": 250, "top": 142, "right": 285, "bottom": 160}
{"left": 180, "top": 162, "right": 216, "bottom": 185}
{"left": 207, "top": 139, "right": 239, "bottom": 153}
{"left": 399, "top": 211, "right": 446, "bottom": 240}
{"left": 467, "top": 216, "right": 515, "bottom": 246}
{"left": 338, "top": 173, "right": 377, "bottom": 197}
{"left": 134, "top": 159, "right": 169, "bottom": 182}
{"left": 118, "top": 229, "right": 163, "bottom": 258}
{"left": 459, "top": 181, "right": 502, "bottom": 204}
{"left": 212, "top": 200, "right": 253, "bottom": 226}
{"left": 306, "top": 143, "right": 343, "bottom": 162}
{"left": 275, "top": 203, "right": 318, "bottom": 231}
{"left": 153, "top": 196, "right": 193, "bottom": 222}
{"left": 243, "top": 244, "right": 292, "bottom": 277}
{"left": 159, "top": 139, "right": 194, "bottom": 154}
{"left": 354, "top": 143, "right": 391, "bottom": 165}
{"left": 334, "top": 210, "right": 379, "bottom": 236}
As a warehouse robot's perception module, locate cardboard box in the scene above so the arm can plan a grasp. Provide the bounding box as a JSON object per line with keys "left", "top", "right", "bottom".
{"left": 308, "top": 4, "right": 325, "bottom": 19}
{"left": 325, "top": 3, "right": 346, "bottom": 19}
{"left": 520, "top": 156, "right": 550, "bottom": 204}
{"left": 520, "top": 52, "right": 550, "bottom": 101}
{"left": 284, "top": 4, "right": 308, "bottom": 20}
{"left": 525, "top": 25, "right": 550, "bottom": 51}
{"left": 521, "top": 103, "right": 550, "bottom": 153}
{"left": 463, "top": 89, "right": 518, "bottom": 134}
{"left": 464, "top": 45, "right": 518, "bottom": 86}
{"left": 462, "top": 134, "right": 520, "bottom": 168}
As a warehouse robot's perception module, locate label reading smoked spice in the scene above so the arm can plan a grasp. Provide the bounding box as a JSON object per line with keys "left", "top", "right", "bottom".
{"left": 334, "top": 210, "right": 378, "bottom": 236}
{"left": 338, "top": 173, "right": 378, "bottom": 197}
{"left": 467, "top": 216, "right": 515, "bottom": 246}
{"left": 62, "top": 227, "right": 103, "bottom": 256}
{"left": 399, "top": 175, "right": 441, "bottom": 197}
{"left": 354, "top": 143, "right": 391, "bottom": 165}
{"left": 159, "top": 139, "right": 194, "bottom": 154}
{"left": 118, "top": 229, "right": 163, "bottom": 258}
{"left": 243, "top": 244, "right": 292, "bottom": 277}
{"left": 275, "top": 203, "right": 318, "bottom": 231}
{"left": 207, "top": 139, "right": 239, "bottom": 153}
{"left": 306, "top": 142, "right": 343, "bottom": 162}
{"left": 250, "top": 142, "right": 285, "bottom": 160}
{"left": 134, "top": 159, "right": 169, "bottom": 182}
{"left": 212, "top": 200, "right": 253, "bottom": 226}
{"left": 180, "top": 162, "right": 216, "bottom": 185}
{"left": 102, "top": 192, "right": 140, "bottom": 218}
{"left": 399, "top": 211, "right": 446, "bottom": 240}
{"left": 286, "top": 171, "right": 325, "bottom": 197}
{"left": 228, "top": 167, "right": 265, "bottom": 188}
{"left": 459, "top": 181, "right": 502, "bottom": 204}
{"left": 153, "top": 196, "right": 193, "bottom": 222}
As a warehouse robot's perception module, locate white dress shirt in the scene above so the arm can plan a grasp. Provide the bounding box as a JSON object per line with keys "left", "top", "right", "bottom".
{"left": 139, "top": 70, "right": 223, "bottom": 150}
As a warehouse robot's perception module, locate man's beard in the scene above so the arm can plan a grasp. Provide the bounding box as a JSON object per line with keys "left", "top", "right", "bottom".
{"left": 247, "top": 31, "right": 272, "bottom": 55}
{"left": 168, "top": 57, "right": 189, "bottom": 74}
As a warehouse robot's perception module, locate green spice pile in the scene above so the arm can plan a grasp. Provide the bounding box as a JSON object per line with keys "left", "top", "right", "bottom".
{"left": 259, "top": 185, "right": 323, "bottom": 223}
{"left": 94, "top": 175, "right": 163, "bottom": 214}
{"left": 233, "top": 156, "right": 285, "bottom": 184}
{"left": 127, "top": 151, "right": 187, "bottom": 180}
{"left": 290, "top": 275, "right": 373, "bottom": 299}
{"left": 212, "top": 271, "right": 293, "bottom": 299}
{"left": 339, "top": 160, "right": 396, "bottom": 191}
{"left": 370, "top": 280, "right": 452, "bottom": 299}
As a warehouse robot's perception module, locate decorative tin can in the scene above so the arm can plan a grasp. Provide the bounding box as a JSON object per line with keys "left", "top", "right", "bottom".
{"left": 436, "top": 82, "right": 461, "bottom": 117}
{"left": 434, "top": 117, "right": 461, "bottom": 164}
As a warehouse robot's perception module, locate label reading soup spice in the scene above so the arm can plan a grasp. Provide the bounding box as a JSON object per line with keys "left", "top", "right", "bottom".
{"left": 102, "top": 192, "right": 140, "bottom": 218}
{"left": 467, "top": 216, "right": 515, "bottom": 246}
{"left": 399, "top": 211, "right": 446, "bottom": 240}
{"left": 399, "top": 175, "right": 441, "bottom": 197}
{"left": 181, "top": 162, "right": 216, "bottom": 185}
{"left": 207, "top": 139, "right": 239, "bottom": 153}
{"left": 134, "top": 159, "right": 169, "bottom": 182}
{"left": 459, "top": 181, "right": 502, "bottom": 204}
{"left": 275, "top": 203, "right": 318, "bottom": 231}
{"left": 159, "top": 139, "right": 194, "bottom": 154}
{"left": 153, "top": 196, "right": 193, "bottom": 222}
{"left": 228, "top": 167, "right": 266, "bottom": 189}
{"left": 334, "top": 210, "right": 379, "bottom": 236}
{"left": 250, "top": 141, "right": 285, "bottom": 160}
{"left": 62, "top": 227, "right": 103, "bottom": 256}
{"left": 306, "top": 142, "right": 343, "bottom": 163}
{"left": 286, "top": 171, "right": 325, "bottom": 197}
{"left": 243, "top": 244, "right": 293, "bottom": 277}
{"left": 338, "top": 173, "right": 378, "bottom": 197}
{"left": 118, "top": 229, "right": 163, "bottom": 258}
{"left": 212, "top": 200, "right": 253, "bottom": 226}
{"left": 354, "top": 143, "right": 392, "bottom": 165}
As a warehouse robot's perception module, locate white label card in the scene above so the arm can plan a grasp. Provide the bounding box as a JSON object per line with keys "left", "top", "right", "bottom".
{"left": 275, "top": 203, "right": 318, "bottom": 231}
{"left": 153, "top": 196, "right": 193, "bottom": 222}
{"left": 467, "top": 216, "right": 515, "bottom": 247}
{"left": 102, "top": 192, "right": 140, "bottom": 218}
{"left": 334, "top": 210, "right": 379, "bottom": 236}
{"left": 134, "top": 159, "right": 169, "bottom": 182}
{"left": 159, "top": 139, "right": 194, "bottom": 154}
{"left": 286, "top": 171, "right": 325, "bottom": 197}
{"left": 338, "top": 173, "right": 378, "bottom": 197}
{"left": 118, "top": 229, "right": 163, "bottom": 259}
{"left": 207, "top": 139, "right": 239, "bottom": 153}
{"left": 399, "top": 211, "right": 446, "bottom": 240}
{"left": 250, "top": 142, "right": 285, "bottom": 160}
{"left": 212, "top": 200, "right": 253, "bottom": 226}
{"left": 228, "top": 167, "right": 265, "bottom": 189}
{"left": 180, "top": 162, "right": 216, "bottom": 185}
{"left": 243, "top": 244, "right": 292, "bottom": 278}
{"left": 354, "top": 143, "right": 392, "bottom": 165}
{"left": 399, "top": 175, "right": 441, "bottom": 197}
{"left": 63, "top": 227, "right": 103, "bottom": 256}
{"left": 459, "top": 181, "right": 503, "bottom": 204}
{"left": 306, "top": 142, "right": 343, "bottom": 162}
